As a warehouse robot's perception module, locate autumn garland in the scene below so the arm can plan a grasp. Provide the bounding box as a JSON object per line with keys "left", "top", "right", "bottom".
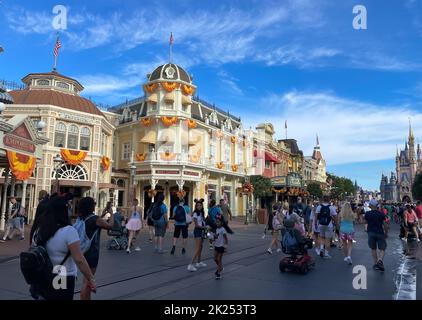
{"left": 136, "top": 153, "right": 146, "bottom": 162}
{"left": 144, "top": 83, "right": 158, "bottom": 94}
{"left": 186, "top": 119, "right": 197, "bottom": 129}
{"left": 231, "top": 164, "right": 238, "bottom": 172}
{"left": 161, "top": 116, "right": 178, "bottom": 127}
{"left": 60, "top": 149, "right": 87, "bottom": 166}
{"left": 182, "top": 84, "right": 195, "bottom": 96}
{"left": 231, "top": 136, "right": 237, "bottom": 144}
{"left": 101, "top": 156, "right": 110, "bottom": 171}
{"left": 140, "top": 117, "right": 154, "bottom": 127}
{"left": 6, "top": 151, "right": 36, "bottom": 181}
{"left": 160, "top": 151, "right": 176, "bottom": 161}
{"left": 161, "top": 82, "right": 180, "bottom": 92}
{"left": 216, "top": 161, "right": 225, "bottom": 169}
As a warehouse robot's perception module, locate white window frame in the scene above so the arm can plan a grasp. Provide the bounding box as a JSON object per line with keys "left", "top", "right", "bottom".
{"left": 54, "top": 122, "right": 66, "bottom": 148}
{"left": 122, "top": 143, "right": 131, "bottom": 160}
{"left": 67, "top": 124, "right": 79, "bottom": 150}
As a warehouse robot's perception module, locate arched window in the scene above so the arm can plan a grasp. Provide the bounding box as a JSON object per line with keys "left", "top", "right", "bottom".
{"left": 54, "top": 122, "right": 66, "bottom": 147}
{"left": 67, "top": 125, "right": 79, "bottom": 149}
{"left": 52, "top": 164, "right": 88, "bottom": 180}
{"left": 80, "top": 127, "right": 91, "bottom": 151}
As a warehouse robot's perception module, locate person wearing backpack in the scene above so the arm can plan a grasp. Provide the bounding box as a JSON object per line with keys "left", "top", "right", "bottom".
{"left": 22, "top": 196, "right": 96, "bottom": 300}
{"left": 171, "top": 198, "right": 191, "bottom": 255}
{"left": 206, "top": 199, "right": 222, "bottom": 250}
{"left": 188, "top": 199, "right": 207, "bottom": 272}
{"left": 315, "top": 195, "right": 338, "bottom": 259}
{"left": 126, "top": 199, "right": 143, "bottom": 253}
{"left": 76, "top": 197, "right": 114, "bottom": 300}
{"left": 152, "top": 193, "right": 168, "bottom": 254}
{"left": 1, "top": 197, "right": 23, "bottom": 242}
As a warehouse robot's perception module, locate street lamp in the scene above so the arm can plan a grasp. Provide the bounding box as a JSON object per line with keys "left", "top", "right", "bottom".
{"left": 53, "top": 154, "right": 63, "bottom": 194}
{"left": 129, "top": 163, "right": 137, "bottom": 203}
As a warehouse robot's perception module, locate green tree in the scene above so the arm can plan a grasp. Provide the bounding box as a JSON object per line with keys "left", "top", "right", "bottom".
{"left": 412, "top": 173, "right": 422, "bottom": 201}
{"left": 307, "top": 182, "right": 323, "bottom": 199}
{"left": 327, "top": 172, "right": 356, "bottom": 200}
{"left": 249, "top": 175, "right": 273, "bottom": 201}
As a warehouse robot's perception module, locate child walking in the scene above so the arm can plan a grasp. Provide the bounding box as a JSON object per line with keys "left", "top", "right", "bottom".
{"left": 339, "top": 202, "right": 355, "bottom": 265}
{"left": 214, "top": 215, "right": 228, "bottom": 280}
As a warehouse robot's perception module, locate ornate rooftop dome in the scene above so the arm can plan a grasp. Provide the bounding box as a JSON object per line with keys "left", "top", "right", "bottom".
{"left": 148, "top": 63, "right": 192, "bottom": 84}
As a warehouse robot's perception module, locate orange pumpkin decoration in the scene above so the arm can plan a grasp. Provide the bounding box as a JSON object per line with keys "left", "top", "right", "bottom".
{"left": 101, "top": 156, "right": 110, "bottom": 171}
{"left": 136, "top": 153, "right": 146, "bottom": 162}
{"left": 161, "top": 116, "right": 178, "bottom": 127}
{"left": 231, "top": 136, "right": 237, "bottom": 144}
{"left": 6, "top": 151, "right": 36, "bottom": 181}
{"left": 161, "top": 82, "right": 180, "bottom": 92}
{"left": 60, "top": 149, "right": 87, "bottom": 166}
{"left": 186, "top": 119, "right": 197, "bottom": 129}
{"left": 182, "top": 84, "right": 195, "bottom": 96}
{"left": 144, "top": 83, "right": 158, "bottom": 94}
{"left": 140, "top": 117, "right": 154, "bottom": 127}
{"left": 216, "top": 161, "right": 225, "bottom": 169}
{"left": 215, "top": 130, "right": 224, "bottom": 140}
{"left": 232, "top": 164, "right": 238, "bottom": 172}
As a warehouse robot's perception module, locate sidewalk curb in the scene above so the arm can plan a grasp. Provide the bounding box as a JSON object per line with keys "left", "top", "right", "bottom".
{"left": 0, "top": 256, "right": 19, "bottom": 264}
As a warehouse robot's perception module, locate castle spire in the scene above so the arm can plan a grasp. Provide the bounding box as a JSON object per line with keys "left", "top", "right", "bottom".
{"left": 409, "top": 117, "right": 415, "bottom": 140}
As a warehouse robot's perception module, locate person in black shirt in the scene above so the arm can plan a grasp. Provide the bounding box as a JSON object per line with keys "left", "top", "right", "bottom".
{"left": 78, "top": 197, "right": 114, "bottom": 300}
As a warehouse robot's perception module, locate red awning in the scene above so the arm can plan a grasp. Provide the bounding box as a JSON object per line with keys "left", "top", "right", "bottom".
{"left": 265, "top": 151, "right": 281, "bottom": 164}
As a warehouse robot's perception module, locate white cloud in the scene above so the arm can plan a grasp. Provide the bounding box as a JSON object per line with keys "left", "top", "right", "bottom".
{"left": 75, "top": 74, "right": 139, "bottom": 95}
{"left": 217, "top": 70, "right": 243, "bottom": 95}
{"left": 242, "top": 91, "right": 422, "bottom": 165}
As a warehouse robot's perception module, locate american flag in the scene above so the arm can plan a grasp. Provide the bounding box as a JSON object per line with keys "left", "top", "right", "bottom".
{"left": 169, "top": 32, "right": 173, "bottom": 46}
{"left": 54, "top": 36, "right": 61, "bottom": 57}
{"left": 285, "top": 120, "right": 287, "bottom": 129}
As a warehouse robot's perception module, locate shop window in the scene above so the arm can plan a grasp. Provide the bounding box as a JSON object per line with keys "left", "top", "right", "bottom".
{"left": 80, "top": 127, "right": 91, "bottom": 151}
{"left": 67, "top": 125, "right": 79, "bottom": 149}
{"left": 54, "top": 122, "right": 66, "bottom": 148}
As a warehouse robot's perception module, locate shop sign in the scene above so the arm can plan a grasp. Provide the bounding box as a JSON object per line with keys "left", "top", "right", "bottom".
{"left": 271, "top": 176, "right": 287, "bottom": 186}
{"left": 155, "top": 170, "right": 179, "bottom": 175}
{"left": 184, "top": 171, "right": 199, "bottom": 176}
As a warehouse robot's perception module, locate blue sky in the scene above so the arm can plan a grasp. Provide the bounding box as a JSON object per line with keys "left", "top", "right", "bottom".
{"left": 2, "top": 0, "right": 422, "bottom": 190}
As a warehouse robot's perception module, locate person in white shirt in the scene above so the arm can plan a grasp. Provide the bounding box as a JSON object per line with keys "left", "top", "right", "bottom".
{"left": 29, "top": 196, "right": 96, "bottom": 300}
{"left": 188, "top": 199, "right": 207, "bottom": 272}
{"left": 315, "top": 196, "right": 338, "bottom": 259}
{"left": 213, "top": 216, "right": 228, "bottom": 280}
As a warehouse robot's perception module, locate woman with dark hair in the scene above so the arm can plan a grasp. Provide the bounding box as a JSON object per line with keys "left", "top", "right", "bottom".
{"left": 30, "top": 196, "right": 95, "bottom": 300}
{"left": 187, "top": 199, "right": 207, "bottom": 272}
{"left": 78, "top": 197, "right": 114, "bottom": 300}
{"left": 207, "top": 199, "right": 222, "bottom": 250}
{"left": 152, "top": 192, "right": 168, "bottom": 254}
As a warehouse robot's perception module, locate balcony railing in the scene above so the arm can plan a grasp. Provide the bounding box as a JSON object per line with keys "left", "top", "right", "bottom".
{"left": 135, "top": 152, "right": 244, "bottom": 173}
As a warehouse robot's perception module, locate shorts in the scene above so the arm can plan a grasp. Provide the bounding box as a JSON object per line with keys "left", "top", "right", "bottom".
{"left": 7, "top": 217, "right": 21, "bottom": 229}
{"left": 215, "top": 246, "right": 225, "bottom": 254}
{"left": 318, "top": 225, "right": 333, "bottom": 239}
{"left": 340, "top": 232, "right": 355, "bottom": 241}
{"left": 368, "top": 233, "right": 387, "bottom": 251}
{"left": 154, "top": 221, "right": 166, "bottom": 238}
{"left": 193, "top": 228, "right": 204, "bottom": 238}
{"left": 174, "top": 225, "right": 188, "bottom": 239}
{"left": 147, "top": 218, "right": 154, "bottom": 227}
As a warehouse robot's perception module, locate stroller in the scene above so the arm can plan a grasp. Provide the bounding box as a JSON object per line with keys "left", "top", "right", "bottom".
{"left": 279, "top": 219, "right": 315, "bottom": 274}
{"left": 107, "top": 213, "right": 128, "bottom": 250}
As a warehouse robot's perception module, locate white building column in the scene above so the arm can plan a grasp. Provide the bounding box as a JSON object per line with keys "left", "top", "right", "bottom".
{"left": 0, "top": 169, "right": 10, "bottom": 231}
{"left": 21, "top": 180, "right": 28, "bottom": 209}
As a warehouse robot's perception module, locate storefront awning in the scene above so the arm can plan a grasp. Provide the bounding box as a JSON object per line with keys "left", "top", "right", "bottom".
{"left": 140, "top": 130, "right": 157, "bottom": 144}
{"left": 265, "top": 151, "right": 280, "bottom": 164}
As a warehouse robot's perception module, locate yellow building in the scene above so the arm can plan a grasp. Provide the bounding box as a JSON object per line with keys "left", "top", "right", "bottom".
{"left": 112, "top": 63, "right": 253, "bottom": 215}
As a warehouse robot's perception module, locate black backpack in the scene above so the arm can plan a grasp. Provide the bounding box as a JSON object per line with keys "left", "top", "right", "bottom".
{"left": 151, "top": 203, "right": 163, "bottom": 221}
{"left": 174, "top": 205, "right": 186, "bottom": 223}
{"left": 20, "top": 234, "right": 69, "bottom": 287}
{"left": 318, "top": 205, "right": 332, "bottom": 226}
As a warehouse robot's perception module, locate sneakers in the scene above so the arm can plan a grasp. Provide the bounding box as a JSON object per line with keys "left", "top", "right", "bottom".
{"left": 187, "top": 264, "right": 197, "bottom": 272}
{"left": 126, "top": 248, "right": 131, "bottom": 254}
{"left": 182, "top": 248, "right": 186, "bottom": 255}
{"left": 319, "top": 250, "right": 324, "bottom": 258}
{"left": 20, "top": 237, "right": 25, "bottom": 241}
{"left": 315, "top": 248, "right": 321, "bottom": 256}
{"left": 276, "top": 248, "right": 282, "bottom": 253}
{"left": 344, "top": 256, "right": 352, "bottom": 265}
{"left": 215, "top": 270, "right": 221, "bottom": 280}
{"left": 347, "top": 257, "right": 353, "bottom": 265}
{"left": 195, "top": 262, "right": 207, "bottom": 268}
{"left": 134, "top": 247, "right": 141, "bottom": 251}
{"left": 170, "top": 246, "right": 175, "bottom": 255}
{"left": 209, "top": 245, "right": 214, "bottom": 250}
{"left": 261, "top": 234, "right": 266, "bottom": 239}
{"left": 376, "top": 260, "right": 385, "bottom": 272}
{"left": 267, "top": 248, "right": 273, "bottom": 254}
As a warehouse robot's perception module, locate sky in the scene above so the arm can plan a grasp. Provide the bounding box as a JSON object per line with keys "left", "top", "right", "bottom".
{"left": 1, "top": 0, "right": 422, "bottom": 190}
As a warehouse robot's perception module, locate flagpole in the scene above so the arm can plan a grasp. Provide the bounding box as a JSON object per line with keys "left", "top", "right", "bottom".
{"left": 53, "top": 31, "right": 59, "bottom": 71}
{"left": 285, "top": 120, "right": 287, "bottom": 139}
{"left": 169, "top": 32, "right": 173, "bottom": 63}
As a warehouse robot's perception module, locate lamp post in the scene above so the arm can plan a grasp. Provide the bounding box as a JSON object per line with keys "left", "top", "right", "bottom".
{"left": 53, "top": 154, "right": 63, "bottom": 194}
{"left": 129, "top": 163, "right": 137, "bottom": 203}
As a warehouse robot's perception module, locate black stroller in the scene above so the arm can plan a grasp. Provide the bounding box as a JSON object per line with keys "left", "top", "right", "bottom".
{"left": 107, "top": 213, "right": 128, "bottom": 250}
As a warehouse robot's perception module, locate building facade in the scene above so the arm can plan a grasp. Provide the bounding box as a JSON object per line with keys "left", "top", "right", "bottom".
{"left": 5, "top": 70, "right": 114, "bottom": 218}
{"left": 303, "top": 136, "right": 327, "bottom": 187}
{"left": 111, "top": 63, "right": 253, "bottom": 216}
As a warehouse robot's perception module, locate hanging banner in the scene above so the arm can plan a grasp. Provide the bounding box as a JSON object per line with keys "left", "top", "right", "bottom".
{"left": 144, "top": 83, "right": 158, "bottom": 94}
{"left": 161, "top": 82, "right": 180, "bottom": 92}
{"left": 60, "top": 149, "right": 87, "bottom": 166}
{"left": 160, "top": 116, "right": 178, "bottom": 127}
{"left": 140, "top": 117, "right": 154, "bottom": 127}
{"left": 182, "top": 84, "right": 195, "bottom": 96}
{"left": 6, "top": 151, "right": 36, "bottom": 181}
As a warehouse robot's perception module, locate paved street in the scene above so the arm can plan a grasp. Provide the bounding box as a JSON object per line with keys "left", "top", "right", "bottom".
{"left": 0, "top": 219, "right": 420, "bottom": 300}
